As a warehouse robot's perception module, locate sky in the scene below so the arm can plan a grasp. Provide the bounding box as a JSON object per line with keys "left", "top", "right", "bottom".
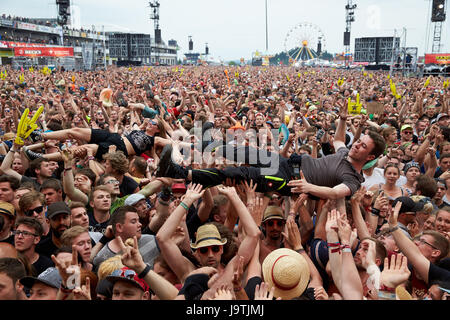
{"left": 1, "top": 0, "right": 448, "bottom": 61}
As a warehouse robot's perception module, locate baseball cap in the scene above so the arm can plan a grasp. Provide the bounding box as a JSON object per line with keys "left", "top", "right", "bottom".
{"left": 0, "top": 201, "right": 15, "bottom": 218}
{"left": 124, "top": 193, "right": 146, "bottom": 206}
{"left": 401, "top": 124, "right": 413, "bottom": 132}
{"left": 262, "top": 206, "right": 285, "bottom": 223}
{"left": 20, "top": 267, "right": 62, "bottom": 289}
{"left": 106, "top": 267, "right": 149, "bottom": 292}
{"left": 436, "top": 113, "right": 449, "bottom": 122}
{"left": 46, "top": 201, "right": 70, "bottom": 219}
{"left": 392, "top": 196, "right": 424, "bottom": 214}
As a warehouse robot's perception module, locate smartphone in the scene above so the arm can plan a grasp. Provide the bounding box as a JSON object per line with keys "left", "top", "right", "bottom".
{"left": 316, "top": 129, "right": 325, "bottom": 141}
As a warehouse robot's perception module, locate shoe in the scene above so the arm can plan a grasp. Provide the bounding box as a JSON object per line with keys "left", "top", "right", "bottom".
{"left": 23, "top": 146, "right": 44, "bottom": 161}
{"left": 155, "top": 145, "right": 187, "bottom": 179}
{"left": 29, "top": 130, "right": 42, "bottom": 143}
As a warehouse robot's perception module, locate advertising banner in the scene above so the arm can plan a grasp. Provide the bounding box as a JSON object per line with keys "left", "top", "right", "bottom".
{"left": 14, "top": 46, "right": 74, "bottom": 57}
{"left": 425, "top": 53, "right": 450, "bottom": 65}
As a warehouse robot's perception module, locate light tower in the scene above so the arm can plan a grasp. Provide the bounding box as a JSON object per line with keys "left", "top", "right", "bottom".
{"left": 344, "top": 0, "right": 357, "bottom": 68}
{"left": 149, "top": 0, "right": 161, "bottom": 65}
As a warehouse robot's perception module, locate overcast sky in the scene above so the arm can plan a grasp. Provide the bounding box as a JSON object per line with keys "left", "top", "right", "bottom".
{"left": 1, "top": 0, "right": 448, "bottom": 61}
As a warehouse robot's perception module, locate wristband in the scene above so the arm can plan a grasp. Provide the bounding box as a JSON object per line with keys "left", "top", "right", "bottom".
{"left": 138, "top": 264, "right": 151, "bottom": 279}
{"left": 342, "top": 247, "right": 352, "bottom": 253}
{"left": 295, "top": 248, "right": 305, "bottom": 254}
{"left": 327, "top": 242, "right": 341, "bottom": 248}
{"left": 99, "top": 235, "right": 112, "bottom": 245}
{"left": 180, "top": 202, "right": 189, "bottom": 210}
{"left": 371, "top": 208, "right": 380, "bottom": 216}
{"left": 87, "top": 156, "right": 95, "bottom": 161}
{"left": 64, "top": 167, "right": 72, "bottom": 171}
{"left": 234, "top": 287, "right": 243, "bottom": 292}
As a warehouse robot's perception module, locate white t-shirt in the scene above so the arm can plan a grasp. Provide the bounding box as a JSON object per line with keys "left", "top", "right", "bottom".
{"left": 362, "top": 168, "right": 385, "bottom": 190}
{"left": 362, "top": 168, "right": 407, "bottom": 190}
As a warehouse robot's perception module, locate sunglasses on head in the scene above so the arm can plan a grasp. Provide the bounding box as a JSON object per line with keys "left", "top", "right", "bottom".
{"left": 24, "top": 206, "right": 44, "bottom": 217}
{"left": 266, "top": 219, "right": 284, "bottom": 227}
{"left": 198, "top": 245, "right": 221, "bottom": 254}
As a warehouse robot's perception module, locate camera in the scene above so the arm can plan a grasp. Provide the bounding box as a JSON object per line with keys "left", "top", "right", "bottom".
{"left": 316, "top": 129, "right": 325, "bottom": 141}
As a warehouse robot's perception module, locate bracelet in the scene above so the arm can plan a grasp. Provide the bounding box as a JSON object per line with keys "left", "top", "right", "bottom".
{"left": 233, "top": 287, "right": 243, "bottom": 292}
{"left": 342, "top": 247, "right": 352, "bottom": 253}
{"left": 64, "top": 167, "right": 72, "bottom": 171}
{"left": 371, "top": 208, "right": 380, "bottom": 216}
{"left": 9, "top": 148, "right": 18, "bottom": 153}
{"left": 327, "top": 242, "right": 340, "bottom": 248}
{"left": 87, "top": 156, "right": 95, "bottom": 161}
{"left": 138, "top": 264, "right": 151, "bottom": 279}
{"left": 180, "top": 201, "right": 189, "bottom": 210}
{"left": 295, "top": 248, "right": 305, "bottom": 254}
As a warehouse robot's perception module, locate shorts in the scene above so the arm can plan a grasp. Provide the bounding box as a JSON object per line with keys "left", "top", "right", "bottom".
{"left": 90, "top": 129, "right": 128, "bottom": 161}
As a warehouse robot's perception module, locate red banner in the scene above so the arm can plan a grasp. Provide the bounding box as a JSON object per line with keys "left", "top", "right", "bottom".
{"left": 14, "top": 46, "right": 73, "bottom": 57}
{"left": 425, "top": 53, "right": 450, "bottom": 65}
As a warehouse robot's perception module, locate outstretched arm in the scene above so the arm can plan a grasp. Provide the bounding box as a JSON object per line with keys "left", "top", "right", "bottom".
{"left": 388, "top": 201, "right": 432, "bottom": 284}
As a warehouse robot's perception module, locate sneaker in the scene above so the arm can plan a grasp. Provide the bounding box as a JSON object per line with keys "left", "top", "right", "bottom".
{"left": 29, "top": 130, "right": 42, "bottom": 143}
{"left": 155, "top": 145, "right": 187, "bottom": 179}
{"left": 23, "top": 146, "right": 44, "bottom": 161}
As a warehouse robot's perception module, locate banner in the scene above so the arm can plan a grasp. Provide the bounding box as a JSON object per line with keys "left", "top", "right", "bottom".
{"left": 425, "top": 53, "right": 450, "bottom": 65}
{"left": 14, "top": 46, "right": 74, "bottom": 57}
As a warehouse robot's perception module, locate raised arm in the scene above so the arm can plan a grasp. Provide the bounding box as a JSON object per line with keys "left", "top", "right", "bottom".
{"left": 155, "top": 183, "right": 204, "bottom": 282}
{"left": 61, "top": 150, "right": 89, "bottom": 204}
{"left": 388, "top": 201, "right": 432, "bottom": 284}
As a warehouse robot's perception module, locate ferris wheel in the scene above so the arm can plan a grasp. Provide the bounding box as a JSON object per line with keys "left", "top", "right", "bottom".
{"left": 284, "top": 22, "right": 326, "bottom": 65}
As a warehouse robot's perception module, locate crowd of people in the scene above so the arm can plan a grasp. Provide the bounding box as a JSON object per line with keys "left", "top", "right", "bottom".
{"left": 0, "top": 63, "right": 449, "bottom": 301}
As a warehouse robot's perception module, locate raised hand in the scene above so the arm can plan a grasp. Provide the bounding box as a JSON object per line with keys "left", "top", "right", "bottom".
{"left": 325, "top": 209, "right": 340, "bottom": 235}
{"left": 72, "top": 277, "right": 91, "bottom": 300}
{"left": 360, "top": 240, "right": 377, "bottom": 270}
{"left": 281, "top": 216, "right": 302, "bottom": 251}
{"left": 184, "top": 183, "right": 205, "bottom": 202}
{"left": 51, "top": 245, "right": 80, "bottom": 289}
{"left": 351, "top": 186, "right": 366, "bottom": 205}
{"left": 117, "top": 236, "right": 146, "bottom": 274}
{"left": 254, "top": 282, "right": 280, "bottom": 300}
{"left": 388, "top": 200, "right": 402, "bottom": 227}
{"left": 380, "top": 254, "right": 411, "bottom": 289}
{"left": 210, "top": 285, "right": 233, "bottom": 300}
{"left": 337, "top": 215, "right": 352, "bottom": 245}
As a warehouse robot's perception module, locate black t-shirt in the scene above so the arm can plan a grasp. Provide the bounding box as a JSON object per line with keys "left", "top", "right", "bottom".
{"left": 35, "top": 236, "right": 59, "bottom": 259}
{"left": 87, "top": 210, "right": 110, "bottom": 235}
{"left": 20, "top": 175, "right": 41, "bottom": 190}
{"left": 119, "top": 175, "right": 139, "bottom": 197}
{"left": 428, "top": 262, "right": 450, "bottom": 283}
{"left": 32, "top": 254, "right": 54, "bottom": 276}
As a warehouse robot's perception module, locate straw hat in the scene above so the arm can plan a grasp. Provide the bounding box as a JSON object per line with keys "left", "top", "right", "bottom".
{"left": 262, "top": 206, "right": 285, "bottom": 223}
{"left": 262, "top": 248, "right": 310, "bottom": 300}
{"left": 190, "top": 224, "right": 227, "bottom": 249}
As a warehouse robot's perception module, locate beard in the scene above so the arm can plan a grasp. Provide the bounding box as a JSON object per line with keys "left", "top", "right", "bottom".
{"left": 52, "top": 225, "right": 69, "bottom": 238}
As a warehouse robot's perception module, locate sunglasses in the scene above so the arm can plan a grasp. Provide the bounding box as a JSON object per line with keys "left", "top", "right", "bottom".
{"left": 105, "top": 179, "right": 120, "bottom": 185}
{"left": 198, "top": 245, "right": 221, "bottom": 255}
{"left": 403, "top": 131, "right": 413, "bottom": 135}
{"left": 266, "top": 220, "right": 285, "bottom": 227}
{"left": 24, "top": 206, "right": 44, "bottom": 217}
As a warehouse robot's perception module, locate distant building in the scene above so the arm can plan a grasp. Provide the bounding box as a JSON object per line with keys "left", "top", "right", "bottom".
{"left": 107, "top": 32, "right": 178, "bottom": 66}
